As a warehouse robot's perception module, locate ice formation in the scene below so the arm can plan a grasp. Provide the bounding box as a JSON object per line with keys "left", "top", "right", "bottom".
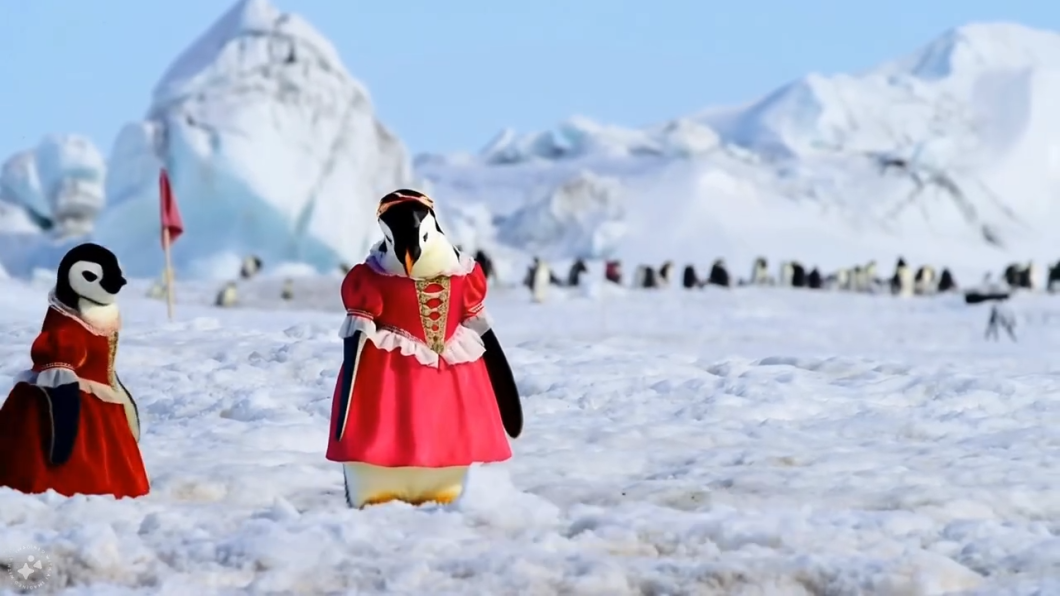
{"left": 98, "top": 0, "right": 413, "bottom": 278}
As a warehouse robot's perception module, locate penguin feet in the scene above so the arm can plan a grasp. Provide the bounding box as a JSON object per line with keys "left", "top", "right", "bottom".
{"left": 351, "top": 490, "right": 462, "bottom": 509}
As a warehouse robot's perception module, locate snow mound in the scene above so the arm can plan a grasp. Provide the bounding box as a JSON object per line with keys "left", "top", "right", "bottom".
{"left": 474, "top": 116, "right": 722, "bottom": 165}
{"left": 420, "top": 22, "right": 1060, "bottom": 276}
{"left": 498, "top": 171, "right": 626, "bottom": 259}
{"left": 99, "top": 0, "right": 413, "bottom": 279}
{"left": 0, "top": 135, "right": 106, "bottom": 238}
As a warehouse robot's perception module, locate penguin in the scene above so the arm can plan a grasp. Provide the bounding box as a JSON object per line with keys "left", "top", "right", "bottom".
{"left": 1003, "top": 263, "right": 1020, "bottom": 288}
{"left": 632, "top": 265, "right": 658, "bottom": 288}
{"left": 567, "top": 259, "right": 588, "bottom": 287}
{"left": 658, "top": 261, "right": 674, "bottom": 287}
{"left": 1048, "top": 261, "right": 1060, "bottom": 293}
{"left": 215, "top": 282, "right": 238, "bottom": 308}
{"left": 0, "top": 243, "right": 145, "bottom": 493}
{"left": 914, "top": 265, "right": 936, "bottom": 295}
{"left": 55, "top": 243, "right": 127, "bottom": 337}
{"left": 829, "top": 268, "right": 851, "bottom": 291}
{"left": 708, "top": 259, "right": 730, "bottom": 287}
{"left": 860, "top": 261, "right": 878, "bottom": 292}
{"left": 146, "top": 279, "right": 166, "bottom": 300}
{"left": 751, "top": 257, "right": 770, "bottom": 285}
{"left": 530, "top": 258, "right": 551, "bottom": 303}
{"left": 604, "top": 260, "right": 622, "bottom": 285}
{"left": 779, "top": 261, "right": 794, "bottom": 287}
{"left": 682, "top": 265, "right": 698, "bottom": 289}
{"left": 240, "top": 255, "right": 263, "bottom": 280}
{"left": 281, "top": 278, "right": 295, "bottom": 302}
{"left": 891, "top": 258, "right": 913, "bottom": 297}
{"left": 807, "top": 267, "right": 823, "bottom": 289}
{"left": 1019, "top": 262, "right": 1036, "bottom": 290}
{"left": 790, "top": 262, "right": 807, "bottom": 288}
{"left": 473, "top": 249, "right": 494, "bottom": 281}
{"left": 937, "top": 268, "right": 957, "bottom": 292}
{"left": 851, "top": 266, "right": 864, "bottom": 292}
{"left": 337, "top": 189, "right": 522, "bottom": 508}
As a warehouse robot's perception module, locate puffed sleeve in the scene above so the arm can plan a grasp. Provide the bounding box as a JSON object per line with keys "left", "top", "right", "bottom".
{"left": 338, "top": 263, "right": 384, "bottom": 339}
{"left": 461, "top": 262, "right": 492, "bottom": 335}
{"left": 29, "top": 327, "right": 88, "bottom": 388}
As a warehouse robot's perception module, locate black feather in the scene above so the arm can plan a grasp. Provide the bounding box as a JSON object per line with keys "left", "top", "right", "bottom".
{"left": 335, "top": 332, "right": 363, "bottom": 442}
{"left": 480, "top": 329, "right": 523, "bottom": 438}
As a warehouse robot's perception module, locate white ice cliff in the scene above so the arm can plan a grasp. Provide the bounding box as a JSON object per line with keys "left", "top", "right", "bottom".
{"left": 0, "top": 134, "right": 106, "bottom": 238}
{"left": 420, "top": 22, "right": 1060, "bottom": 278}
{"left": 98, "top": 0, "right": 413, "bottom": 278}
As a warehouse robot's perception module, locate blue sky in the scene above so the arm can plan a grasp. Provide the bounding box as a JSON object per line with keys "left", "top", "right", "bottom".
{"left": 1, "top": 0, "right": 1059, "bottom": 161}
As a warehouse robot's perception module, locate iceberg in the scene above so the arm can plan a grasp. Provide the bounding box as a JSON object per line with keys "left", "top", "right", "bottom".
{"left": 98, "top": 0, "right": 413, "bottom": 279}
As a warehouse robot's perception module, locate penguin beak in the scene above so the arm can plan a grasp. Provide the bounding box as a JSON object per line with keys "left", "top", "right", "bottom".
{"left": 404, "top": 250, "right": 415, "bottom": 276}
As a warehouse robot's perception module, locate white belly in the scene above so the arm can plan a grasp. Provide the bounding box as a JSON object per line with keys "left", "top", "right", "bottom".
{"left": 343, "top": 463, "right": 469, "bottom": 508}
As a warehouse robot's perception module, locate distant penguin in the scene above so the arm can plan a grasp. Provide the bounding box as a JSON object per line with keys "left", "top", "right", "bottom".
{"left": 791, "top": 262, "right": 807, "bottom": 288}
{"left": 779, "top": 261, "right": 794, "bottom": 286}
{"left": 658, "top": 261, "right": 674, "bottom": 287}
{"left": 751, "top": 257, "right": 770, "bottom": 285}
{"left": 863, "top": 260, "right": 878, "bottom": 290}
{"left": 914, "top": 265, "right": 936, "bottom": 295}
{"left": 567, "top": 259, "right": 588, "bottom": 287}
{"left": 1049, "top": 261, "right": 1060, "bottom": 293}
{"left": 633, "top": 265, "right": 659, "bottom": 288}
{"left": 891, "top": 258, "right": 912, "bottom": 297}
{"left": 281, "top": 278, "right": 294, "bottom": 301}
{"left": 240, "top": 255, "right": 263, "bottom": 280}
{"left": 851, "top": 266, "right": 864, "bottom": 292}
{"left": 1019, "top": 262, "right": 1036, "bottom": 290}
{"left": 605, "top": 260, "right": 622, "bottom": 285}
{"left": 633, "top": 265, "right": 656, "bottom": 288}
{"left": 474, "top": 249, "right": 494, "bottom": 281}
{"left": 937, "top": 268, "right": 957, "bottom": 292}
{"left": 1003, "top": 263, "right": 1020, "bottom": 288}
{"left": 146, "top": 279, "right": 166, "bottom": 299}
{"left": 833, "top": 268, "right": 851, "bottom": 291}
{"left": 530, "top": 259, "right": 551, "bottom": 303}
{"left": 708, "top": 259, "right": 730, "bottom": 287}
{"left": 807, "top": 267, "right": 823, "bottom": 289}
{"left": 215, "top": 282, "right": 239, "bottom": 308}
{"left": 682, "top": 265, "right": 698, "bottom": 289}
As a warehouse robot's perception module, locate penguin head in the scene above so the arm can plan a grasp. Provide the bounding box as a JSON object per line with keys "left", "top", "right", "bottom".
{"left": 376, "top": 189, "right": 454, "bottom": 278}
{"left": 56, "top": 243, "right": 126, "bottom": 308}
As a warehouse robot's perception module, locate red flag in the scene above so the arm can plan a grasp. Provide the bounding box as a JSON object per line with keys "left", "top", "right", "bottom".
{"left": 159, "top": 168, "right": 184, "bottom": 246}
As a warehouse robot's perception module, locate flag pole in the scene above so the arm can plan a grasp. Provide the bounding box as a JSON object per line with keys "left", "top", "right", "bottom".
{"left": 162, "top": 227, "right": 175, "bottom": 321}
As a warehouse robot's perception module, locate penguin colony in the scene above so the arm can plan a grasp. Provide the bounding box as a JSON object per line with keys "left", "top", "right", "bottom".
{"left": 512, "top": 254, "right": 1057, "bottom": 299}
{"left": 180, "top": 251, "right": 1058, "bottom": 309}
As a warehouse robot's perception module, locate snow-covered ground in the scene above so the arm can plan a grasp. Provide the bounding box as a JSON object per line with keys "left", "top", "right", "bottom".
{"left": 2, "top": 276, "right": 1059, "bottom": 595}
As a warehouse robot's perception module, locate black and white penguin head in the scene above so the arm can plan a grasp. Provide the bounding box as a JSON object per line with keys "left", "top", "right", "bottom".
{"left": 56, "top": 242, "right": 126, "bottom": 308}
{"left": 376, "top": 189, "right": 457, "bottom": 278}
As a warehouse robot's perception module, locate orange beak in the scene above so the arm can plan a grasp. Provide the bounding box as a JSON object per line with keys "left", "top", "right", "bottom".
{"left": 404, "top": 250, "right": 415, "bottom": 276}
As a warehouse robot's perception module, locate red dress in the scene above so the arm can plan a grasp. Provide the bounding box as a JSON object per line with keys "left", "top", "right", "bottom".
{"left": 0, "top": 297, "right": 149, "bottom": 498}
{"left": 326, "top": 256, "right": 512, "bottom": 468}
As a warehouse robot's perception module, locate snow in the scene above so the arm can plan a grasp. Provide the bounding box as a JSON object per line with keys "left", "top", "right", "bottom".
{"left": 97, "top": 0, "right": 413, "bottom": 279}
{"left": 497, "top": 171, "right": 627, "bottom": 260}
{"left": 2, "top": 277, "right": 1059, "bottom": 593}
{"left": 420, "top": 22, "right": 1060, "bottom": 280}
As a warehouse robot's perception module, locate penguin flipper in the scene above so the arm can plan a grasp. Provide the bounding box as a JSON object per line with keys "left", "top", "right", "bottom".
{"left": 480, "top": 329, "right": 523, "bottom": 438}
{"left": 34, "top": 382, "right": 81, "bottom": 466}
{"left": 335, "top": 331, "right": 366, "bottom": 442}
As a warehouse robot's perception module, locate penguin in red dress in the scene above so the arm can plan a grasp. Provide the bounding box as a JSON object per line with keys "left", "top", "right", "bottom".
{"left": 0, "top": 243, "right": 149, "bottom": 498}
{"left": 326, "top": 189, "right": 522, "bottom": 509}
